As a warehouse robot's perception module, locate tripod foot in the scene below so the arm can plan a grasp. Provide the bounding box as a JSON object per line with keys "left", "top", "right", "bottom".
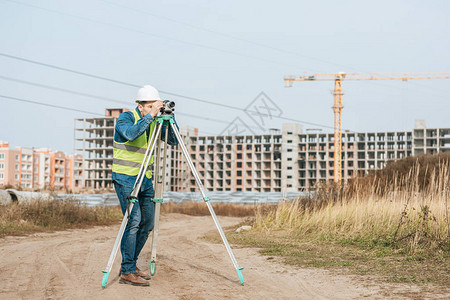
{"left": 236, "top": 267, "right": 244, "bottom": 285}
{"left": 150, "top": 260, "right": 156, "bottom": 275}
{"left": 101, "top": 271, "right": 110, "bottom": 289}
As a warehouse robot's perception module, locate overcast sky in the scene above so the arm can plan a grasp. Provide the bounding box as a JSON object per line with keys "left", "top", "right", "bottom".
{"left": 0, "top": 0, "right": 449, "bottom": 153}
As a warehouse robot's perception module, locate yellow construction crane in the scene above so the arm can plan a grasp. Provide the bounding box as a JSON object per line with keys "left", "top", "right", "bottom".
{"left": 284, "top": 72, "right": 450, "bottom": 182}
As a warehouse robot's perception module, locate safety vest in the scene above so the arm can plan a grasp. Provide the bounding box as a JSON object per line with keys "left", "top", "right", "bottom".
{"left": 112, "top": 110, "right": 156, "bottom": 179}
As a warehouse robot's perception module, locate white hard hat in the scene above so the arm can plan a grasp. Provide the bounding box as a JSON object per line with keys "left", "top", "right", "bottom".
{"left": 135, "top": 85, "right": 162, "bottom": 103}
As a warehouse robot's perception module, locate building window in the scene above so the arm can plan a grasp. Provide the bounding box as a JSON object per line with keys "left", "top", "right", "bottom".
{"left": 15, "top": 164, "right": 19, "bottom": 170}
{"left": 0, "top": 173, "right": 3, "bottom": 179}
{"left": 287, "top": 158, "right": 292, "bottom": 161}
{"left": 287, "top": 140, "right": 293, "bottom": 143}
{"left": 287, "top": 175, "right": 292, "bottom": 179}
{"left": 287, "top": 184, "right": 293, "bottom": 188}
{"left": 21, "top": 174, "right": 31, "bottom": 180}
{"left": 237, "top": 171, "right": 242, "bottom": 176}
{"left": 15, "top": 154, "right": 19, "bottom": 161}
{"left": 237, "top": 162, "right": 242, "bottom": 167}
{"left": 0, "top": 163, "right": 3, "bottom": 169}
{"left": 287, "top": 167, "right": 292, "bottom": 170}
{"left": 237, "top": 179, "right": 242, "bottom": 185}
{"left": 15, "top": 174, "right": 19, "bottom": 180}
{"left": 237, "top": 153, "right": 242, "bottom": 159}
{"left": 0, "top": 153, "right": 4, "bottom": 159}
{"left": 287, "top": 149, "right": 293, "bottom": 152}
{"left": 287, "top": 131, "right": 293, "bottom": 134}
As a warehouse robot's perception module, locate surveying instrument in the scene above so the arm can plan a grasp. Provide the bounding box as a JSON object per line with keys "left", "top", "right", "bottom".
{"left": 101, "top": 101, "right": 244, "bottom": 288}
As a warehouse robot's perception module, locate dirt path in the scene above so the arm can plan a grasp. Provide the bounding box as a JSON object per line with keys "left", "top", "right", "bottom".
{"left": 0, "top": 214, "right": 444, "bottom": 299}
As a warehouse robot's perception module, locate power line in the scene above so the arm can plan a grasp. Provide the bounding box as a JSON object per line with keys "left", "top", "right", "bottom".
{"left": 8, "top": 0, "right": 410, "bottom": 78}
{"left": 5, "top": 0, "right": 296, "bottom": 69}
{"left": 5, "top": 0, "right": 445, "bottom": 102}
{"left": 0, "top": 75, "right": 129, "bottom": 105}
{"left": 0, "top": 93, "right": 226, "bottom": 135}
{"left": 100, "top": 0, "right": 450, "bottom": 99}
{"left": 0, "top": 52, "right": 336, "bottom": 129}
{"left": 0, "top": 93, "right": 263, "bottom": 136}
{"left": 0, "top": 74, "right": 261, "bottom": 128}
{"left": 5, "top": 2, "right": 440, "bottom": 122}
{"left": 0, "top": 94, "right": 104, "bottom": 116}
{"left": 0, "top": 53, "right": 141, "bottom": 88}
{"left": 98, "top": 0, "right": 351, "bottom": 71}
{"left": 0, "top": 52, "right": 240, "bottom": 110}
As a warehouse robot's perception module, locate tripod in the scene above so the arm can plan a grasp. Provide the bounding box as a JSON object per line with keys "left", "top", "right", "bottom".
{"left": 102, "top": 114, "right": 244, "bottom": 288}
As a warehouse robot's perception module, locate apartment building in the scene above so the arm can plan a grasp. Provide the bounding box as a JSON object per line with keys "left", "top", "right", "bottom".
{"left": 73, "top": 154, "right": 83, "bottom": 189}
{"left": 34, "top": 149, "right": 52, "bottom": 188}
{"left": 0, "top": 141, "right": 20, "bottom": 187}
{"left": 0, "top": 141, "right": 75, "bottom": 189}
{"left": 50, "top": 151, "right": 74, "bottom": 189}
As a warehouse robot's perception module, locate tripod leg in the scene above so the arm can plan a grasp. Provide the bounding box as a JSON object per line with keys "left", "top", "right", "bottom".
{"left": 149, "top": 125, "right": 169, "bottom": 275}
{"left": 101, "top": 122, "right": 163, "bottom": 288}
{"left": 169, "top": 123, "right": 245, "bottom": 285}
{"left": 133, "top": 121, "right": 160, "bottom": 191}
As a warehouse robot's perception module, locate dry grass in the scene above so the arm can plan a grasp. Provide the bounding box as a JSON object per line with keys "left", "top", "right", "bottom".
{"left": 0, "top": 200, "right": 122, "bottom": 237}
{"left": 0, "top": 199, "right": 267, "bottom": 237}
{"left": 161, "top": 201, "right": 273, "bottom": 217}
{"left": 213, "top": 155, "right": 450, "bottom": 288}
{"left": 254, "top": 161, "right": 450, "bottom": 257}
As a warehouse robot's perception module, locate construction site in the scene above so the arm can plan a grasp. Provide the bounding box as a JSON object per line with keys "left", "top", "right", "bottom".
{"left": 1, "top": 1, "right": 449, "bottom": 299}
{"left": 74, "top": 109, "right": 450, "bottom": 191}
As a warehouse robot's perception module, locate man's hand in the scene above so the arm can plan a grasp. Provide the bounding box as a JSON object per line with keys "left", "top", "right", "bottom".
{"left": 149, "top": 101, "right": 164, "bottom": 118}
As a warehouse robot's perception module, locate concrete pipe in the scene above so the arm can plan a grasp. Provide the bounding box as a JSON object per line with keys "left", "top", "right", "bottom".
{"left": 3, "top": 189, "right": 52, "bottom": 204}
{"left": 0, "top": 190, "right": 14, "bottom": 205}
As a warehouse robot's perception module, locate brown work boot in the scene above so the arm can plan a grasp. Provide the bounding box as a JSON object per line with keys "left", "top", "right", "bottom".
{"left": 135, "top": 267, "right": 151, "bottom": 280}
{"left": 119, "top": 273, "right": 150, "bottom": 286}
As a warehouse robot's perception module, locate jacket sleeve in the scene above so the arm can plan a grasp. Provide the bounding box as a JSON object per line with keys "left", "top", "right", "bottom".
{"left": 115, "top": 111, "right": 154, "bottom": 142}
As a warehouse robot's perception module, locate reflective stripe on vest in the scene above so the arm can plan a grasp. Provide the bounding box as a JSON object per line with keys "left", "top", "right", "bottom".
{"left": 112, "top": 110, "right": 156, "bottom": 178}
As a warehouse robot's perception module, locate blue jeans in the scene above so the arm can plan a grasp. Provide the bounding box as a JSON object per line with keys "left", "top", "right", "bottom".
{"left": 114, "top": 181, "right": 155, "bottom": 275}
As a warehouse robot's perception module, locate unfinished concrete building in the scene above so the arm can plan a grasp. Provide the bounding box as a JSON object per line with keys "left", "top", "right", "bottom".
{"left": 179, "top": 121, "right": 450, "bottom": 192}
{"left": 182, "top": 123, "right": 305, "bottom": 192}
{"left": 74, "top": 108, "right": 124, "bottom": 189}
{"left": 74, "top": 109, "right": 191, "bottom": 190}
{"left": 74, "top": 110, "right": 450, "bottom": 192}
{"left": 184, "top": 128, "right": 287, "bottom": 192}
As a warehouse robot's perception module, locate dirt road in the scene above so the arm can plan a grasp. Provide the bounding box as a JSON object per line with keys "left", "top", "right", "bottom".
{"left": 0, "top": 214, "right": 442, "bottom": 299}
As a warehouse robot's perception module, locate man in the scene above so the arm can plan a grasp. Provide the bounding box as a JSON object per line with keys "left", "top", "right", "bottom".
{"left": 112, "top": 85, "right": 178, "bottom": 286}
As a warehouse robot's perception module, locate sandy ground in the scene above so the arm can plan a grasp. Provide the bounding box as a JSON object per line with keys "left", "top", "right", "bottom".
{"left": 0, "top": 213, "right": 447, "bottom": 300}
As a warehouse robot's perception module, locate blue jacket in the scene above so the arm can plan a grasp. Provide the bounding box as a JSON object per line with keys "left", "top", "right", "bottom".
{"left": 112, "top": 107, "right": 178, "bottom": 190}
